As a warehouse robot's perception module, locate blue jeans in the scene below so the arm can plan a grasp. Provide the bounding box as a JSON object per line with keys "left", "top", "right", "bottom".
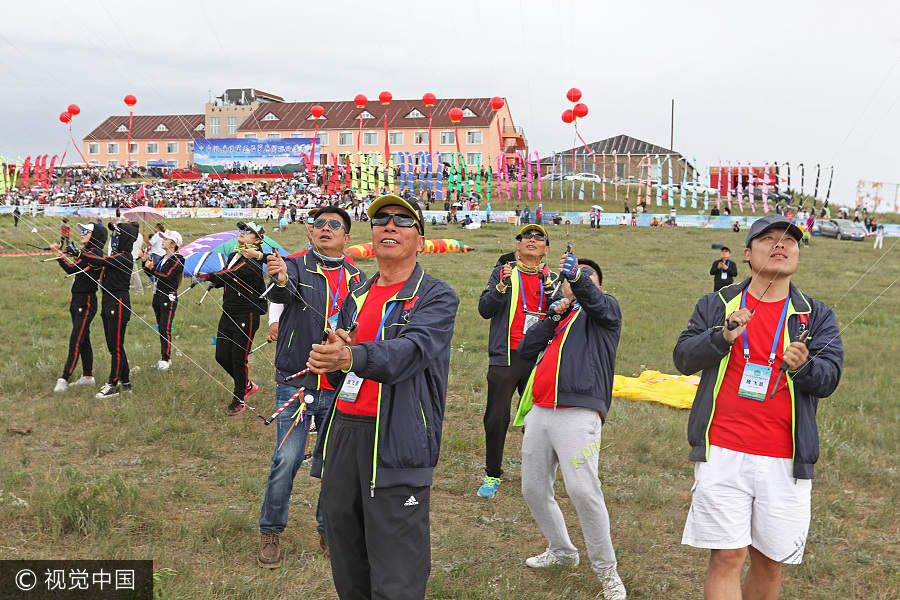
{"left": 259, "top": 384, "right": 335, "bottom": 534}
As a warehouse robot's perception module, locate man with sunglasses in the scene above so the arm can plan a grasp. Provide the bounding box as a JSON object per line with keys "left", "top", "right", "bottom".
{"left": 256, "top": 206, "right": 364, "bottom": 568}
{"left": 477, "top": 224, "right": 562, "bottom": 499}
{"left": 306, "top": 194, "right": 458, "bottom": 600}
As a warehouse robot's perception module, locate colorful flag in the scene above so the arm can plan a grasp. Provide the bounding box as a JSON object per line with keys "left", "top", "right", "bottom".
{"left": 680, "top": 158, "right": 688, "bottom": 208}
{"left": 534, "top": 151, "right": 542, "bottom": 200}
{"left": 762, "top": 162, "right": 770, "bottom": 213}
{"left": 667, "top": 156, "right": 674, "bottom": 206}
{"left": 656, "top": 155, "right": 662, "bottom": 206}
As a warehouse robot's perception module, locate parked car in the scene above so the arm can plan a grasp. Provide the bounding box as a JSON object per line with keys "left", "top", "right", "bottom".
{"left": 812, "top": 218, "right": 866, "bottom": 240}
{"left": 541, "top": 172, "right": 568, "bottom": 181}
{"left": 564, "top": 172, "right": 603, "bottom": 182}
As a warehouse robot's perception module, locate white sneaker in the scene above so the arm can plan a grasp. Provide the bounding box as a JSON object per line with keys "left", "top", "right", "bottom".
{"left": 593, "top": 565, "right": 627, "bottom": 600}
{"left": 54, "top": 378, "right": 68, "bottom": 393}
{"left": 69, "top": 376, "right": 95, "bottom": 387}
{"left": 157, "top": 360, "right": 171, "bottom": 371}
{"left": 525, "top": 548, "right": 579, "bottom": 568}
{"left": 95, "top": 383, "right": 120, "bottom": 399}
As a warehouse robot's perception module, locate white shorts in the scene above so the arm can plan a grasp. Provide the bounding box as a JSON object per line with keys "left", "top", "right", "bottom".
{"left": 682, "top": 445, "right": 811, "bottom": 564}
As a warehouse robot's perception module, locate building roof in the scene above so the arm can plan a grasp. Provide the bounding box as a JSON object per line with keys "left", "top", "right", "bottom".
{"left": 237, "top": 98, "right": 502, "bottom": 131}
{"left": 84, "top": 114, "right": 206, "bottom": 141}
{"left": 542, "top": 134, "right": 678, "bottom": 161}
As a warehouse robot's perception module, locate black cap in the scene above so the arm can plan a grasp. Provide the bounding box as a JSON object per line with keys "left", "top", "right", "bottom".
{"left": 745, "top": 215, "right": 803, "bottom": 248}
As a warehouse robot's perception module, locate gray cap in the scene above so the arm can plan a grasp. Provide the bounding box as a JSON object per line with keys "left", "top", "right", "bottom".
{"left": 745, "top": 215, "right": 803, "bottom": 248}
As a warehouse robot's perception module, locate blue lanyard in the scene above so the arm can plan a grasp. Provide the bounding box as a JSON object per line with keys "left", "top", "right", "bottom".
{"left": 326, "top": 268, "right": 344, "bottom": 315}
{"left": 553, "top": 303, "right": 580, "bottom": 336}
{"left": 740, "top": 288, "right": 789, "bottom": 365}
{"left": 722, "top": 260, "right": 730, "bottom": 270}
{"left": 352, "top": 296, "right": 400, "bottom": 343}
{"left": 518, "top": 269, "right": 544, "bottom": 314}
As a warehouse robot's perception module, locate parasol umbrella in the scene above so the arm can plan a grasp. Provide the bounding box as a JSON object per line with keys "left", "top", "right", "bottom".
{"left": 180, "top": 230, "right": 290, "bottom": 276}
{"left": 591, "top": 205, "right": 605, "bottom": 211}
{"left": 122, "top": 206, "right": 164, "bottom": 221}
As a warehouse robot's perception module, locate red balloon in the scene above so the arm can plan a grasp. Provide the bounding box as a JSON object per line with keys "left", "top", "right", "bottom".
{"left": 124, "top": 94, "right": 137, "bottom": 107}
{"left": 311, "top": 104, "right": 325, "bottom": 119}
{"left": 67, "top": 104, "right": 80, "bottom": 116}
{"left": 561, "top": 109, "right": 575, "bottom": 124}
{"left": 573, "top": 103, "right": 589, "bottom": 118}
{"left": 354, "top": 94, "right": 368, "bottom": 108}
{"left": 59, "top": 112, "right": 72, "bottom": 124}
{"left": 566, "top": 87, "right": 582, "bottom": 103}
{"left": 448, "top": 107, "right": 464, "bottom": 123}
{"left": 379, "top": 91, "right": 392, "bottom": 105}
{"left": 490, "top": 96, "right": 505, "bottom": 111}
{"left": 422, "top": 92, "right": 436, "bottom": 107}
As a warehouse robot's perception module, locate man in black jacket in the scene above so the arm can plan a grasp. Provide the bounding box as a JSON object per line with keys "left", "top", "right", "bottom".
{"left": 256, "top": 206, "right": 364, "bottom": 567}
{"left": 197, "top": 221, "right": 268, "bottom": 415}
{"left": 78, "top": 221, "right": 140, "bottom": 399}
{"left": 142, "top": 229, "right": 184, "bottom": 371}
{"left": 512, "top": 253, "right": 626, "bottom": 599}
{"left": 50, "top": 222, "right": 107, "bottom": 393}
{"left": 307, "top": 194, "right": 458, "bottom": 600}
{"left": 710, "top": 246, "right": 738, "bottom": 291}
{"left": 674, "top": 215, "right": 843, "bottom": 598}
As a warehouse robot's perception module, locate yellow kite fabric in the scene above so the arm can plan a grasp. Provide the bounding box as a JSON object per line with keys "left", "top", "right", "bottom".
{"left": 612, "top": 370, "right": 699, "bottom": 409}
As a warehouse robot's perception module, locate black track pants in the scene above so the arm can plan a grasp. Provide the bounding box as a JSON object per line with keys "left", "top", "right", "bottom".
{"left": 321, "top": 412, "right": 431, "bottom": 600}
{"left": 214, "top": 311, "right": 259, "bottom": 403}
{"left": 483, "top": 350, "right": 535, "bottom": 478}
{"left": 101, "top": 294, "right": 131, "bottom": 385}
{"left": 61, "top": 292, "right": 96, "bottom": 380}
{"left": 152, "top": 293, "right": 178, "bottom": 361}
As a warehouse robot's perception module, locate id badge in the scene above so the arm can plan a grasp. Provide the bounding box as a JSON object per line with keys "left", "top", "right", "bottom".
{"left": 738, "top": 362, "right": 772, "bottom": 401}
{"left": 523, "top": 313, "right": 539, "bottom": 333}
{"left": 338, "top": 372, "right": 364, "bottom": 403}
{"left": 721, "top": 271, "right": 728, "bottom": 280}
{"left": 327, "top": 313, "right": 339, "bottom": 331}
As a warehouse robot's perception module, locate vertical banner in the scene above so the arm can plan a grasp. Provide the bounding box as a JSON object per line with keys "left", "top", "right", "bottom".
{"left": 601, "top": 152, "right": 607, "bottom": 203}
{"left": 459, "top": 153, "right": 469, "bottom": 194}
{"left": 625, "top": 152, "right": 631, "bottom": 205}
{"left": 434, "top": 152, "right": 443, "bottom": 199}
{"left": 591, "top": 150, "right": 596, "bottom": 200}
{"left": 534, "top": 151, "right": 542, "bottom": 200}
{"left": 497, "top": 154, "right": 503, "bottom": 201}
{"left": 504, "top": 154, "right": 511, "bottom": 202}
{"left": 612, "top": 150, "right": 618, "bottom": 204}
{"left": 813, "top": 163, "right": 821, "bottom": 203}
{"left": 476, "top": 153, "right": 482, "bottom": 196}
{"left": 785, "top": 162, "right": 791, "bottom": 193}
{"left": 725, "top": 161, "right": 733, "bottom": 212}
{"left": 747, "top": 162, "right": 755, "bottom": 212}
{"left": 655, "top": 155, "right": 663, "bottom": 206}
{"left": 387, "top": 155, "right": 395, "bottom": 192}
{"left": 799, "top": 163, "right": 805, "bottom": 197}
{"left": 680, "top": 158, "right": 688, "bottom": 208}
{"left": 526, "top": 151, "right": 533, "bottom": 201}
{"left": 425, "top": 152, "right": 433, "bottom": 192}
{"left": 667, "top": 156, "right": 674, "bottom": 206}
{"left": 0, "top": 159, "right": 6, "bottom": 194}
{"left": 737, "top": 162, "right": 745, "bottom": 212}
{"left": 345, "top": 155, "right": 352, "bottom": 190}
{"left": 773, "top": 161, "right": 780, "bottom": 193}
{"left": 486, "top": 155, "right": 492, "bottom": 203}
{"left": 516, "top": 152, "right": 523, "bottom": 200}
{"left": 644, "top": 153, "right": 652, "bottom": 205}
{"left": 690, "top": 157, "right": 698, "bottom": 209}
{"left": 762, "top": 162, "right": 770, "bottom": 213}
{"left": 22, "top": 156, "right": 31, "bottom": 189}
{"left": 825, "top": 166, "right": 833, "bottom": 206}
{"left": 398, "top": 153, "right": 407, "bottom": 191}
{"left": 556, "top": 153, "right": 563, "bottom": 200}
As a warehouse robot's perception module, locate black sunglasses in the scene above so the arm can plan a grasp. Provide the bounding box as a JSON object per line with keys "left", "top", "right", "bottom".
{"left": 371, "top": 212, "right": 420, "bottom": 230}
{"left": 518, "top": 232, "right": 546, "bottom": 242}
{"left": 313, "top": 217, "right": 344, "bottom": 231}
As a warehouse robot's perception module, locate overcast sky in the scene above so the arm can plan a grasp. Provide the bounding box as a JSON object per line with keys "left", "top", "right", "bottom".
{"left": 1, "top": 0, "right": 899, "bottom": 205}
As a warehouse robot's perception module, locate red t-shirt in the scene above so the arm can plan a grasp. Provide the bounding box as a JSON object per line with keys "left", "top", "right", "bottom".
{"left": 336, "top": 279, "right": 406, "bottom": 417}
{"left": 318, "top": 267, "right": 351, "bottom": 391}
{"left": 509, "top": 271, "right": 545, "bottom": 350}
{"left": 532, "top": 308, "right": 579, "bottom": 408}
{"left": 708, "top": 292, "right": 793, "bottom": 458}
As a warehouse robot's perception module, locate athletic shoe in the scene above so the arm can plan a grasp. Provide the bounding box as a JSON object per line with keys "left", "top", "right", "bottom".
{"left": 244, "top": 381, "right": 259, "bottom": 401}
{"left": 525, "top": 548, "right": 580, "bottom": 568}
{"left": 257, "top": 532, "right": 281, "bottom": 569}
{"left": 54, "top": 378, "right": 68, "bottom": 393}
{"left": 225, "top": 399, "right": 246, "bottom": 416}
{"left": 157, "top": 360, "right": 171, "bottom": 371}
{"left": 477, "top": 476, "right": 502, "bottom": 499}
{"left": 69, "top": 376, "right": 95, "bottom": 387}
{"left": 95, "top": 383, "right": 119, "bottom": 399}
{"left": 594, "top": 565, "right": 627, "bottom": 599}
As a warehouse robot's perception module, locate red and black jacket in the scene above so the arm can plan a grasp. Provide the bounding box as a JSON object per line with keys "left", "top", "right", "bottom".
{"left": 144, "top": 253, "right": 185, "bottom": 297}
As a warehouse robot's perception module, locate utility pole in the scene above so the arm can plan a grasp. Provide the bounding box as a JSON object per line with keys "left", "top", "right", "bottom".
{"left": 670, "top": 98, "right": 675, "bottom": 150}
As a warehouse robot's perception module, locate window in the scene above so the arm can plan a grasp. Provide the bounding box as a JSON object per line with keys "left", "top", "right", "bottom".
{"left": 155, "top": 124, "right": 169, "bottom": 132}
{"left": 261, "top": 113, "right": 279, "bottom": 121}
{"left": 290, "top": 132, "right": 304, "bottom": 138}
{"left": 616, "top": 163, "right": 624, "bottom": 178}
{"left": 466, "top": 152, "right": 481, "bottom": 167}
{"left": 116, "top": 125, "right": 128, "bottom": 133}
{"left": 267, "top": 133, "right": 281, "bottom": 139}
{"left": 317, "top": 133, "right": 329, "bottom": 146}
{"left": 194, "top": 123, "right": 205, "bottom": 132}
{"left": 107, "top": 143, "right": 119, "bottom": 154}
{"left": 107, "top": 159, "right": 118, "bottom": 168}
{"left": 210, "top": 117, "right": 220, "bottom": 135}
{"left": 88, "top": 160, "right": 100, "bottom": 166}
{"left": 338, "top": 153, "right": 349, "bottom": 164}
{"left": 388, "top": 132, "right": 403, "bottom": 145}
{"left": 405, "top": 109, "right": 425, "bottom": 118}
{"left": 414, "top": 131, "right": 427, "bottom": 145}
{"left": 363, "top": 132, "right": 378, "bottom": 145}
{"left": 462, "top": 108, "right": 477, "bottom": 117}
{"left": 188, "top": 143, "right": 193, "bottom": 153}
{"left": 227, "top": 117, "right": 237, "bottom": 135}
{"left": 166, "top": 142, "right": 178, "bottom": 154}
{"left": 466, "top": 131, "right": 482, "bottom": 144}
{"left": 88, "top": 143, "right": 99, "bottom": 155}
{"left": 319, "top": 154, "right": 328, "bottom": 166}
{"left": 440, "top": 131, "right": 455, "bottom": 145}
{"left": 441, "top": 152, "right": 456, "bottom": 165}
{"left": 129, "top": 143, "right": 138, "bottom": 154}
{"left": 339, "top": 132, "right": 353, "bottom": 146}
{"left": 359, "top": 110, "right": 374, "bottom": 119}
{"left": 244, "top": 133, "right": 258, "bottom": 139}
{"left": 144, "top": 143, "right": 158, "bottom": 154}
{"left": 391, "top": 153, "right": 402, "bottom": 165}
{"left": 167, "top": 160, "right": 178, "bottom": 168}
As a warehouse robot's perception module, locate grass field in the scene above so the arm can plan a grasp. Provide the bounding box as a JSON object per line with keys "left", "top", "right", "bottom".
{"left": 0, "top": 214, "right": 897, "bottom": 599}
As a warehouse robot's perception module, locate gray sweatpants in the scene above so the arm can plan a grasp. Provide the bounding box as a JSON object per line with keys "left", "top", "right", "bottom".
{"left": 521, "top": 405, "right": 618, "bottom": 572}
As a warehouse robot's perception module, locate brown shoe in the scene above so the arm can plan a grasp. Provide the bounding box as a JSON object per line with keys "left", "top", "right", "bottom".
{"left": 257, "top": 532, "right": 282, "bottom": 568}
{"left": 319, "top": 532, "right": 329, "bottom": 557}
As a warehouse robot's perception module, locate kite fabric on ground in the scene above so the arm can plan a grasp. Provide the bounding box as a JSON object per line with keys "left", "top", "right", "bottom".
{"left": 612, "top": 370, "right": 699, "bottom": 409}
